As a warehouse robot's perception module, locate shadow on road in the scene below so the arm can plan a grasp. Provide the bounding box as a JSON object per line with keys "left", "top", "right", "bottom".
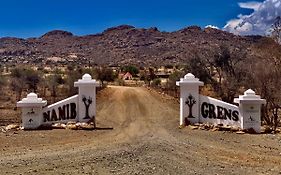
{"left": 94, "top": 127, "right": 114, "bottom": 130}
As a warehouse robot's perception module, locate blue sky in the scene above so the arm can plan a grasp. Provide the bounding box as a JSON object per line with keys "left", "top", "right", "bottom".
{"left": 0, "top": 0, "right": 266, "bottom": 38}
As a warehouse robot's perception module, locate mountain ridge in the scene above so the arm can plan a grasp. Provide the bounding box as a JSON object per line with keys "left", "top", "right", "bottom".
{"left": 0, "top": 25, "right": 277, "bottom": 66}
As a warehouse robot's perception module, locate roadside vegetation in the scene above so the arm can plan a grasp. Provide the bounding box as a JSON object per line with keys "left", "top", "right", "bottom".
{"left": 0, "top": 37, "right": 281, "bottom": 130}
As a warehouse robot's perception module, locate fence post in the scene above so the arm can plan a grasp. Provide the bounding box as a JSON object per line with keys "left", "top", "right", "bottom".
{"left": 17, "top": 93, "right": 47, "bottom": 129}
{"left": 234, "top": 89, "right": 266, "bottom": 133}
{"left": 176, "top": 73, "right": 204, "bottom": 125}
{"left": 74, "top": 74, "right": 99, "bottom": 123}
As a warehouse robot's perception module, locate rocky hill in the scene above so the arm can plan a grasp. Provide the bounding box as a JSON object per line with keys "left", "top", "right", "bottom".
{"left": 0, "top": 25, "right": 274, "bottom": 66}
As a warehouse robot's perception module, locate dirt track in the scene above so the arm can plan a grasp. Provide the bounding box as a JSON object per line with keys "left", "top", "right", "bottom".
{"left": 0, "top": 86, "right": 281, "bottom": 174}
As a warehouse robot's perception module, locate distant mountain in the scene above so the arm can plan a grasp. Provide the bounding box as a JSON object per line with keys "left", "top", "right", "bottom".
{"left": 0, "top": 25, "right": 277, "bottom": 66}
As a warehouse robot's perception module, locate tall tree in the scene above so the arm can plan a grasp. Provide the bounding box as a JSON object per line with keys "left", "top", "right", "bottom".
{"left": 0, "top": 75, "right": 6, "bottom": 95}
{"left": 209, "top": 46, "right": 247, "bottom": 103}
{"left": 249, "top": 38, "right": 281, "bottom": 130}
{"left": 95, "top": 67, "right": 116, "bottom": 86}
{"left": 24, "top": 69, "right": 41, "bottom": 92}
{"left": 142, "top": 67, "right": 157, "bottom": 86}
{"left": 47, "top": 71, "right": 64, "bottom": 103}
{"left": 10, "top": 67, "right": 41, "bottom": 93}
{"left": 9, "top": 66, "right": 42, "bottom": 103}
{"left": 186, "top": 54, "right": 212, "bottom": 83}
{"left": 65, "top": 67, "right": 83, "bottom": 96}
{"left": 165, "top": 70, "right": 185, "bottom": 97}
{"left": 121, "top": 65, "right": 139, "bottom": 76}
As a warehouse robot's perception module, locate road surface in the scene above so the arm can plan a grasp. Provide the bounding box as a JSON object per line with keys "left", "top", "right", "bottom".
{"left": 0, "top": 86, "right": 280, "bottom": 174}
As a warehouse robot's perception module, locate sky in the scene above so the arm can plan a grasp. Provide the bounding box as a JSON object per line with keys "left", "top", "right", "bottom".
{"left": 0, "top": 0, "right": 278, "bottom": 38}
{"left": 225, "top": 0, "right": 281, "bottom": 35}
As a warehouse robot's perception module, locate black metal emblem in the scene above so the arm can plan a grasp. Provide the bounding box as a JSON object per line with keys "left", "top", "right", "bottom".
{"left": 185, "top": 94, "right": 196, "bottom": 118}
{"left": 27, "top": 108, "right": 35, "bottom": 115}
{"left": 249, "top": 116, "right": 254, "bottom": 121}
{"left": 82, "top": 96, "right": 92, "bottom": 119}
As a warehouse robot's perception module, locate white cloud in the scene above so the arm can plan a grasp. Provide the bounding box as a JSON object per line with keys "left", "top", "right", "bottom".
{"left": 238, "top": 1, "right": 262, "bottom": 11}
{"left": 205, "top": 25, "right": 219, "bottom": 29}
{"left": 224, "top": 0, "right": 281, "bottom": 36}
{"left": 224, "top": 19, "right": 244, "bottom": 34}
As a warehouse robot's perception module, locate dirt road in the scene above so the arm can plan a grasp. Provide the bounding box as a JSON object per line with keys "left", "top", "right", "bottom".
{"left": 0, "top": 86, "right": 280, "bottom": 174}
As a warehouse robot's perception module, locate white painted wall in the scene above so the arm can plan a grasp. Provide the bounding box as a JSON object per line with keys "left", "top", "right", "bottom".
{"left": 42, "top": 95, "right": 78, "bottom": 124}
{"left": 17, "top": 74, "right": 99, "bottom": 129}
{"left": 21, "top": 107, "right": 43, "bottom": 129}
{"left": 199, "top": 95, "right": 240, "bottom": 127}
{"left": 240, "top": 104, "right": 261, "bottom": 132}
{"left": 17, "top": 93, "right": 47, "bottom": 129}
{"left": 180, "top": 84, "right": 201, "bottom": 124}
{"left": 234, "top": 89, "right": 266, "bottom": 133}
{"left": 176, "top": 73, "right": 204, "bottom": 125}
{"left": 177, "top": 73, "right": 266, "bottom": 133}
{"left": 74, "top": 74, "right": 98, "bottom": 123}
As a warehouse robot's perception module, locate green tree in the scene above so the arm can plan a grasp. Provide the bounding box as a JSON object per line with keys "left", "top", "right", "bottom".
{"left": 208, "top": 46, "right": 247, "bottom": 103}
{"left": 121, "top": 65, "right": 139, "bottom": 76}
{"left": 11, "top": 67, "right": 41, "bottom": 92}
{"left": 47, "top": 72, "right": 64, "bottom": 103}
{"left": 151, "top": 78, "right": 161, "bottom": 87}
{"left": 164, "top": 64, "right": 174, "bottom": 69}
{"left": 24, "top": 69, "right": 41, "bottom": 92}
{"left": 0, "top": 75, "right": 6, "bottom": 94}
{"left": 143, "top": 67, "right": 157, "bottom": 86}
{"left": 11, "top": 79, "right": 25, "bottom": 101}
{"left": 0, "top": 65, "right": 3, "bottom": 74}
{"left": 65, "top": 68, "right": 83, "bottom": 96}
{"left": 249, "top": 38, "right": 281, "bottom": 130}
{"left": 186, "top": 55, "right": 212, "bottom": 83}
{"left": 165, "top": 70, "right": 185, "bottom": 97}
{"left": 83, "top": 68, "right": 96, "bottom": 77}
{"left": 10, "top": 67, "right": 41, "bottom": 101}
{"left": 95, "top": 67, "right": 116, "bottom": 86}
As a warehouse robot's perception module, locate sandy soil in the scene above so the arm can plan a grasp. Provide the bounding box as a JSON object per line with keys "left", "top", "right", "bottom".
{"left": 0, "top": 86, "right": 280, "bottom": 175}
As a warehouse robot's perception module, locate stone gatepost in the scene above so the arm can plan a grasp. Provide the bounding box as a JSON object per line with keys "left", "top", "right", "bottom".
{"left": 234, "top": 89, "right": 266, "bottom": 133}
{"left": 176, "top": 73, "right": 204, "bottom": 125}
{"left": 74, "top": 74, "right": 99, "bottom": 123}
{"left": 17, "top": 93, "right": 47, "bottom": 129}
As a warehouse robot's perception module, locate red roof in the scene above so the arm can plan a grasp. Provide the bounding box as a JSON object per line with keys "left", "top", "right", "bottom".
{"left": 122, "top": 72, "right": 133, "bottom": 80}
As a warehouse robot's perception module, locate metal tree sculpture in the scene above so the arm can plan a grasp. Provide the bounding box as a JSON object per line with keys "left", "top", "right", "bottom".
{"left": 185, "top": 94, "right": 196, "bottom": 119}
{"left": 82, "top": 96, "right": 92, "bottom": 120}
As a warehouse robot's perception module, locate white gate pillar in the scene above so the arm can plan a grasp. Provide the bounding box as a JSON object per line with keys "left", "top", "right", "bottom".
{"left": 74, "top": 74, "right": 99, "bottom": 123}
{"left": 17, "top": 93, "right": 47, "bottom": 129}
{"left": 176, "top": 73, "right": 204, "bottom": 125}
{"left": 234, "top": 89, "right": 266, "bottom": 133}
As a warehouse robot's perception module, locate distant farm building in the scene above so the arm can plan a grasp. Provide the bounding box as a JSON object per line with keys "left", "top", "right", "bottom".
{"left": 119, "top": 72, "right": 133, "bottom": 80}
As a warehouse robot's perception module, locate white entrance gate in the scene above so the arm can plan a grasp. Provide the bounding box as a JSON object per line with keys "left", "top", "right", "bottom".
{"left": 177, "top": 73, "right": 266, "bottom": 133}
{"left": 17, "top": 74, "right": 98, "bottom": 129}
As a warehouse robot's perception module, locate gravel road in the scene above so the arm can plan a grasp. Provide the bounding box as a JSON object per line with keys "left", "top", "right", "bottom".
{"left": 0, "top": 86, "right": 280, "bottom": 175}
